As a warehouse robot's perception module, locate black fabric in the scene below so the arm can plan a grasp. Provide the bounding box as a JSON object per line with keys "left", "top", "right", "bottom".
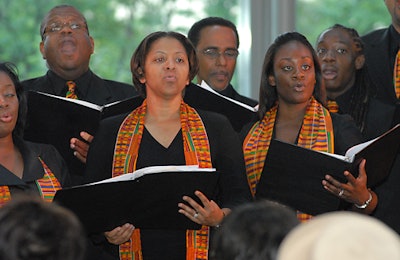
{"left": 216, "top": 84, "right": 258, "bottom": 107}
{"left": 22, "top": 69, "right": 138, "bottom": 186}
{"left": 137, "top": 129, "right": 186, "bottom": 259}
{"left": 84, "top": 107, "right": 252, "bottom": 259}
{"left": 362, "top": 26, "right": 399, "bottom": 106}
{"left": 240, "top": 112, "right": 362, "bottom": 156}
{"left": 184, "top": 83, "right": 257, "bottom": 132}
{"left": 0, "top": 138, "right": 70, "bottom": 194}
{"left": 355, "top": 26, "right": 400, "bottom": 234}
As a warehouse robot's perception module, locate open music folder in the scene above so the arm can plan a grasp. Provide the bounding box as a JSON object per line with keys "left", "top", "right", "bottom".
{"left": 256, "top": 124, "right": 400, "bottom": 216}
{"left": 53, "top": 165, "right": 219, "bottom": 234}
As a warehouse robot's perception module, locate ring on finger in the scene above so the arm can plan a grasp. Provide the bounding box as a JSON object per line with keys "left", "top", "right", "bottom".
{"left": 338, "top": 189, "right": 344, "bottom": 197}
{"left": 194, "top": 212, "right": 199, "bottom": 218}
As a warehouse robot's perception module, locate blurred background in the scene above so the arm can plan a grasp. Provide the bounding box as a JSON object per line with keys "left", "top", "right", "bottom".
{"left": 0, "top": 0, "right": 388, "bottom": 99}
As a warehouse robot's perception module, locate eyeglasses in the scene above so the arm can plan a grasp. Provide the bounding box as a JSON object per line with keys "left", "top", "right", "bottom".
{"left": 201, "top": 48, "right": 239, "bottom": 60}
{"left": 42, "top": 21, "right": 87, "bottom": 36}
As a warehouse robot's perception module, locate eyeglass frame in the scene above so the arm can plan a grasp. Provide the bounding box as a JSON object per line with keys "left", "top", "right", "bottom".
{"left": 200, "top": 47, "right": 239, "bottom": 60}
{"left": 41, "top": 21, "right": 89, "bottom": 39}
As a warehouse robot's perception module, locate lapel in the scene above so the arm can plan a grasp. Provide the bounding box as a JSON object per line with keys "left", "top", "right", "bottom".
{"left": 365, "top": 29, "right": 397, "bottom": 103}
{"left": 85, "top": 73, "right": 113, "bottom": 105}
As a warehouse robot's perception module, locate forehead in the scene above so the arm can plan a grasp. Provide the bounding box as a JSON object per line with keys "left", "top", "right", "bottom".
{"left": 0, "top": 71, "right": 15, "bottom": 87}
{"left": 197, "top": 25, "right": 237, "bottom": 48}
{"left": 318, "top": 28, "right": 353, "bottom": 46}
{"left": 148, "top": 37, "right": 186, "bottom": 53}
{"left": 275, "top": 40, "right": 313, "bottom": 60}
{"left": 44, "top": 7, "right": 85, "bottom": 23}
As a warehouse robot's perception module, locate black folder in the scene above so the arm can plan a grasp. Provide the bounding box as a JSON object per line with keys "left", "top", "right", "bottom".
{"left": 54, "top": 171, "right": 220, "bottom": 234}
{"left": 256, "top": 124, "right": 400, "bottom": 215}
{"left": 184, "top": 83, "right": 257, "bottom": 132}
{"left": 24, "top": 91, "right": 143, "bottom": 180}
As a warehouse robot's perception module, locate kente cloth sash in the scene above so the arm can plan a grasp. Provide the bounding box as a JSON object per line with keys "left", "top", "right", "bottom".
{"left": 65, "top": 80, "right": 78, "bottom": 99}
{"left": 0, "top": 157, "right": 62, "bottom": 207}
{"left": 112, "top": 100, "right": 212, "bottom": 260}
{"left": 243, "top": 97, "right": 334, "bottom": 221}
{"left": 394, "top": 48, "right": 400, "bottom": 99}
{"left": 327, "top": 100, "right": 339, "bottom": 113}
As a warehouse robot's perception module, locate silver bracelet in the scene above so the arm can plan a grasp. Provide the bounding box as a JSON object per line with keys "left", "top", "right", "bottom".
{"left": 354, "top": 191, "right": 373, "bottom": 209}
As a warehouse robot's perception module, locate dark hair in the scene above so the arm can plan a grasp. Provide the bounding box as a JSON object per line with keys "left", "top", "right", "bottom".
{"left": 210, "top": 200, "right": 299, "bottom": 260}
{"left": 0, "top": 195, "right": 86, "bottom": 260}
{"left": 317, "top": 24, "right": 375, "bottom": 134}
{"left": 0, "top": 62, "right": 27, "bottom": 139}
{"left": 130, "top": 31, "right": 198, "bottom": 97}
{"left": 188, "top": 17, "right": 239, "bottom": 48}
{"left": 40, "top": 5, "right": 89, "bottom": 40}
{"left": 258, "top": 32, "right": 326, "bottom": 120}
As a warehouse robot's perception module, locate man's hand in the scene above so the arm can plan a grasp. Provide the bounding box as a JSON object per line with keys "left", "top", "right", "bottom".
{"left": 70, "top": 131, "right": 94, "bottom": 163}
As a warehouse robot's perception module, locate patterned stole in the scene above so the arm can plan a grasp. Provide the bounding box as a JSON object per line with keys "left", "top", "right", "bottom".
{"left": 243, "top": 97, "right": 334, "bottom": 222}
{"left": 394, "top": 48, "right": 400, "bottom": 99}
{"left": 0, "top": 157, "right": 62, "bottom": 207}
{"left": 112, "top": 100, "right": 212, "bottom": 260}
{"left": 327, "top": 100, "right": 339, "bottom": 113}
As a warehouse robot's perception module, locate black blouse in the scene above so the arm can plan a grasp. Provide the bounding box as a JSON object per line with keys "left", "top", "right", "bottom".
{"left": 85, "top": 108, "right": 252, "bottom": 259}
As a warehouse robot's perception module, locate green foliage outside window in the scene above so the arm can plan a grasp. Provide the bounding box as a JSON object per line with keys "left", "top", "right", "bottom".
{"left": 0, "top": 0, "right": 390, "bottom": 85}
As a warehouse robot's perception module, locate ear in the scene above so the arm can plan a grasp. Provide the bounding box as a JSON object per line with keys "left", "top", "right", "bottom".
{"left": 355, "top": 54, "right": 365, "bottom": 70}
{"left": 268, "top": 75, "right": 276, "bottom": 86}
{"left": 39, "top": 41, "right": 46, "bottom": 59}
{"left": 186, "top": 75, "right": 190, "bottom": 85}
{"left": 138, "top": 68, "right": 146, "bottom": 83}
{"left": 89, "top": 36, "right": 95, "bottom": 54}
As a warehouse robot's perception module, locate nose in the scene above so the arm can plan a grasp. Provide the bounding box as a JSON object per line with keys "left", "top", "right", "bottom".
{"left": 60, "top": 23, "right": 73, "bottom": 34}
{"left": 165, "top": 59, "right": 175, "bottom": 70}
{"left": 0, "top": 96, "right": 8, "bottom": 108}
{"left": 215, "top": 53, "right": 227, "bottom": 66}
{"left": 293, "top": 67, "right": 305, "bottom": 80}
{"left": 321, "top": 49, "right": 336, "bottom": 62}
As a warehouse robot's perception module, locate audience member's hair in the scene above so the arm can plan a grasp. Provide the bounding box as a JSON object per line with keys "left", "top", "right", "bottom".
{"left": 277, "top": 211, "right": 400, "bottom": 260}
{"left": 210, "top": 200, "right": 299, "bottom": 260}
{"left": 0, "top": 195, "right": 86, "bottom": 260}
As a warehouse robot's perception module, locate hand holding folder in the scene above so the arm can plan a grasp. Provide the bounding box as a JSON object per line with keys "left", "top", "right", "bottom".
{"left": 53, "top": 165, "right": 219, "bottom": 234}
{"left": 256, "top": 124, "right": 400, "bottom": 216}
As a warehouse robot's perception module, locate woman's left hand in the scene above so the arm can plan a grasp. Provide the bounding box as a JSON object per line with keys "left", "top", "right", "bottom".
{"left": 322, "top": 159, "right": 370, "bottom": 205}
{"left": 178, "top": 190, "right": 226, "bottom": 227}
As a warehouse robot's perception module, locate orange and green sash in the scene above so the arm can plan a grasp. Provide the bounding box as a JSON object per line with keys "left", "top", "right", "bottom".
{"left": 113, "top": 100, "right": 212, "bottom": 260}
{"left": 0, "top": 157, "right": 62, "bottom": 207}
{"left": 243, "top": 97, "right": 334, "bottom": 221}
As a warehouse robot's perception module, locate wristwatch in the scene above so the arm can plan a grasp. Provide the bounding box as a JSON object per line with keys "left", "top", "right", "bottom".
{"left": 354, "top": 191, "right": 373, "bottom": 209}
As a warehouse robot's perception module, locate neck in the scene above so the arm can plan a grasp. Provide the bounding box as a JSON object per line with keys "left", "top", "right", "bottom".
{"left": 277, "top": 101, "right": 308, "bottom": 122}
{"left": 51, "top": 67, "right": 89, "bottom": 81}
{"left": 145, "top": 95, "right": 181, "bottom": 123}
{"left": 326, "top": 79, "right": 354, "bottom": 100}
{"left": 274, "top": 101, "right": 308, "bottom": 144}
{"left": 0, "top": 135, "right": 15, "bottom": 154}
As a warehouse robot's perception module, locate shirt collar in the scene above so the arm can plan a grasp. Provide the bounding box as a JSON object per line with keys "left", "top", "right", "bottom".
{"left": 47, "top": 69, "right": 93, "bottom": 98}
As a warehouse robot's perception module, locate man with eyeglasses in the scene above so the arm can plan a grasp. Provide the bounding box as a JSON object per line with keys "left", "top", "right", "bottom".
{"left": 186, "top": 17, "right": 258, "bottom": 107}
{"left": 22, "top": 5, "right": 137, "bottom": 187}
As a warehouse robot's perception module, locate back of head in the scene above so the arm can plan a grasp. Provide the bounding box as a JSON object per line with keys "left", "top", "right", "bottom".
{"left": 277, "top": 211, "right": 400, "bottom": 260}
{"left": 0, "top": 195, "right": 86, "bottom": 260}
{"left": 210, "top": 200, "right": 299, "bottom": 260}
